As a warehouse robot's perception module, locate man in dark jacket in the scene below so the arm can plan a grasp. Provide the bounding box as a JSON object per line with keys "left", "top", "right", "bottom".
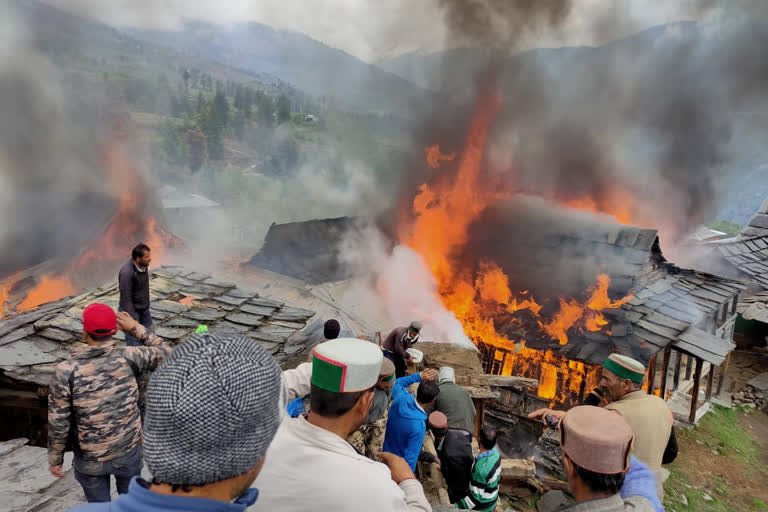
{"left": 48, "top": 304, "right": 171, "bottom": 502}
{"left": 433, "top": 366, "right": 476, "bottom": 436}
{"left": 382, "top": 321, "right": 421, "bottom": 378}
{"left": 427, "top": 412, "right": 474, "bottom": 504}
{"left": 382, "top": 368, "right": 439, "bottom": 471}
{"left": 118, "top": 244, "right": 152, "bottom": 347}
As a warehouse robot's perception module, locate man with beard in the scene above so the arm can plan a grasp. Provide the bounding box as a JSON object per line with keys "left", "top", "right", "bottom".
{"left": 529, "top": 354, "right": 672, "bottom": 498}
{"left": 382, "top": 321, "right": 422, "bottom": 378}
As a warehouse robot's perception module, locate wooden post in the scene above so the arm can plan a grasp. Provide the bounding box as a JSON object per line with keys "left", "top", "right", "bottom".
{"left": 717, "top": 352, "right": 731, "bottom": 396}
{"left": 689, "top": 357, "right": 704, "bottom": 424}
{"left": 660, "top": 347, "right": 672, "bottom": 398}
{"left": 646, "top": 354, "right": 657, "bottom": 395}
{"left": 685, "top": 354, "right": 693, "bottom": 380}
{"left": 673, "top": 350, "right": 682, "bottom": 391}
{"left": 706, "top": 362, "right": 716, "bottom": 402}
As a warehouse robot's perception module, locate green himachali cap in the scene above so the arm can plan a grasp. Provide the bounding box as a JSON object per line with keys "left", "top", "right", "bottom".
{"left": 603, "top": 354, "right": 646, "bottom": 384}
{"left": 312, "top": 338, "right": 383, "bottom": 393}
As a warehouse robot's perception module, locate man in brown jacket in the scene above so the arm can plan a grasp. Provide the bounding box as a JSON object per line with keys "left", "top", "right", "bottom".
{"left": 382, "top": 321, "right": 421, "bottom": 378}
{"left": 47, "top": 303, "right": 172, "bottom": 502}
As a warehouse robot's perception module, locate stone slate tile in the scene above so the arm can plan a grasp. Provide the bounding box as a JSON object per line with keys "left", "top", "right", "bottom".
{"left": 161, "top": 316, "right": 199, "bottom": 328}
{"left": 204, "top": 278, "right": 236, "bottom": 289}
{"left": 180, "top": 284, "right": 227, "bottom": 296}
{"left": 0, "top": 325, "right": 35, "bottom": 347}
{"left": 185, "top": 272, "right": 212, "bottom": 282}
{"left": 26, "top": 336, "right": 62, "bottom": 353}
{"left": 150, "top": 310, "right": 171, "bottom": 321}
{"left": 155, "top": 327, "right": 192, "bottom": 340}
{"left": 0, "top": 339, "right": 60, "bottom": 366}
{"left": 151, "top": 300, "right": 190, "bottom": 314}
{"left": 249, "top": 297, "right": 285, "bottom": 309}
{"left": 33, "top": 315, "right": 84, "bottom": 335}
{"left": 213, "top": 295, "right": 249, "bottom": 306}
{"left": 173, "top": 276, "right": 197, "bottom": 287}
{"left": 0, "top": 445, "right": 74, "bottom": 494}
{"left": 239, "top": 304, "right": 275, "bottom": 316}
{"left": 225, "top": 313, "right": 265, "bottom": 327}
{"left": 195, "top": 299, "right": 236, "bottom": 311}
{"left": 284, "top": 344, "right": 306, "bottom": 356}
{"left": 184, "top": 308, "right": 226, "bottom": 322}
{"left": 0, "top": 305, "right": 67, "bottom": 339}
{"left": 211, "top": 321, "right": 252, "bottom": 333}
{"left": 224, "top": 288, "right": 258, "bottom": 299}
{"left": 253, "top": 339, "right": 280, "bottom": 355}
{"left": 0, "top": 438, "right": 28, "bottom": 457}
{"left": 37, "top": 328, "right": 76, "bottom": 343}
{"left": 264, "top": 319, "right": 307, "bottom": 330}
{"left": 253, "top": 324, "right": 297, "bottom": 341}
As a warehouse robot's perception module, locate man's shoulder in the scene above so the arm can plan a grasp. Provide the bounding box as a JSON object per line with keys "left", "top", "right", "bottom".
{"left": 624, "top": 495, "right": 656, "bottom": 511}
{"left": 118, "top": 260, "right": 133, "bottom": 275}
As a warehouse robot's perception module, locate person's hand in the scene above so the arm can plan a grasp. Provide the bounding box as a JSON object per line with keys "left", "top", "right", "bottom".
{"left": 49, "top": 465, "right": 65, "bottom": 478}
{"left": 378, "top": 452, "right": 416, "bottom": 484}
{"left": 420, "top": 368, "right": 438, "bottom": 381}
{"left": 527, "top": 408, "right": 565, "bottom": 426}
{"left": 116, "top": 311, "right": 140, "bottom": 333}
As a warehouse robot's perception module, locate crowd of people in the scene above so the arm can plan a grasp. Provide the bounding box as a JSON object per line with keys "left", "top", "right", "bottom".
{"left": 45, "top": 244, "right": 674, "bottom": 511}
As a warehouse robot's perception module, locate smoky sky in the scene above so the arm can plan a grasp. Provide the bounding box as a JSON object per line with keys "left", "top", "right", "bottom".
{"left": 399, "top": 0, "right": 768, "bottom": 249}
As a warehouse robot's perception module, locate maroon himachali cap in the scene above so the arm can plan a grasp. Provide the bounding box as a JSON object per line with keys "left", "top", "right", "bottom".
{"left": 82, "top": 303, "right": 117, "bottom": 336}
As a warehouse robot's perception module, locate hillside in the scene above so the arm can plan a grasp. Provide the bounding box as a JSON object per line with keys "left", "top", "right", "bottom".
{"left": 127, "top": 21, "right": 428, "bottom": 117}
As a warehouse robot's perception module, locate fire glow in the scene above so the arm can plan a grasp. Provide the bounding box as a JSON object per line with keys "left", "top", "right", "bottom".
{"left": 0, "top": 135, "right": 181, "bottom": 316}
{"left": 398, "top": 91, "right": 634, "bottom": 404}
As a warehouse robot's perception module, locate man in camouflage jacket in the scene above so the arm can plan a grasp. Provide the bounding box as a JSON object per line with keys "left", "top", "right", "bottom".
{"left": 47, "top": 303, "right": 172, "bottom": 503}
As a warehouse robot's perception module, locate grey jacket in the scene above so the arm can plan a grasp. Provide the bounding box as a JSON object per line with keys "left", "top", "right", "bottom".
{"left": 558, "top": 494, "right": 655, "bottom": 512}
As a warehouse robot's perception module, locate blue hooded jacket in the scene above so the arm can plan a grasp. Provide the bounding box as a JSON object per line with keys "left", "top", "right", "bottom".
{"left": 70, "top": 477, "right": 258, "bottom": 512}
{"left": 382, "top": 373, "right": 426, "bottom": 471}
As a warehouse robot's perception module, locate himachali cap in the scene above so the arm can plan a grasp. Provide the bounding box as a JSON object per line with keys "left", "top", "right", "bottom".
{"left": 409, "top": 321, "right": 422, "bottom": 332}
{"left": 312, "top": 338, "right": 382, "bottom": 393}
{"left": 560, "top": 406, "right": 634, "bottom": 475}
{"left": 379, "top": 357, "right": 396, "bottom": 383}
{"left": 439, "top": 366, "right": 456, "bottom": 384}
{"left": 82, "top": 303, "right": 117, "bottom": 336}
{"left": 603, "top": 354, "right": 646, "bottom": 384}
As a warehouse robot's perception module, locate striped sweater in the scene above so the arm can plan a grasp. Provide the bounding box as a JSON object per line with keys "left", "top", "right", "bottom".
{"left": 457, "top": 446, "right": 501, "bottom": 511}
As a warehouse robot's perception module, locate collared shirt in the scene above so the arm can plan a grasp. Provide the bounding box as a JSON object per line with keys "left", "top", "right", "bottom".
{"left": 133, "top": 261, "right": 147, "bottom": 273}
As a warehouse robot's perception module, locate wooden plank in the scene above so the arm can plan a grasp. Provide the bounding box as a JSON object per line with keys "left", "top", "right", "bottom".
{"left": 644, "top": 312, "right": 690, "bottom": 332}
{"left": 482, "top": 375, "right": 539, "bottom": 389}
{"left": 673, "top": 350, "right": 682, "bottom": 391}
{"left": 647, "top": 354, "right": 657, "bottom": 395}
{"left": 677, "top": 327, "right": 734, "bottom": 359}
{"left": 636, "top": 319, "right": 680, "bottom": 338}
{"left": 689, "top": 358, "right": 703, "bottom": 424}
{"left": 660, "top": 346, "right": 671, "bottom": 398}
{"left": 685, "top": 353, "right": 693, "bottom": 380}
{"left": 717, "top": 352, "right": 731, "bottom": 395}
{"left": 500, "top": 458, "right": 536, "bottom": 479}
{"left": 706, "top": 362, "right": 715, "bottom": 402}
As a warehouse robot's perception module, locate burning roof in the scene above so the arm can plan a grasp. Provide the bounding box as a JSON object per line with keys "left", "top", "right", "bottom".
{"left": 0, "top": 266, "right": 315, "bottom": 388}
{"left": 710, "top": 197, "right": 768, "bottom": 289}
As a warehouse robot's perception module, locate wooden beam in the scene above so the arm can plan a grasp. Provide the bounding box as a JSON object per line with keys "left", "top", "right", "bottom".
{"left": 706, "top": 363, "right": 716, "bottom": 402}
{"left": 685, "top": 354, "right": 693, "bottom": 380}
{"left": 481, "top": 375, "right": 539, "bottom": 389}
{"left": 500, "top": 458, "right": 536, "bottom": 479}
{"left": 660, "top": 346, "right": 672, "bottom": 398}
{"left": 689, "top": 357, "right": 704, "bottom": 424}
{"left": 647, "top": 354, "right": 657, "bottom": 395}
{"left": 716, "top": 352, "right": 731, "bottom": 396}
{"left": 673, "top": 350, "right": 682, "bottom": 391}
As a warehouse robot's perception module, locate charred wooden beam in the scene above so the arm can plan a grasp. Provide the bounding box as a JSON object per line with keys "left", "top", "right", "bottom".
{"left": 685, "top": 354, "right": 693, "bottom": 380}
{"left": 482, "top": 375, "right": 539, "bottom": 389}
{"left": 660, "top": 347, "right": 672, "bottom": 398}
{"left": 673, "top": 350, "right": 682, "bottom": 391}
{"left": 646, "top": 354, "right": 657, "bottom": 395}
{"left": 689, "top": 357, "right": 704, "bottom": 424}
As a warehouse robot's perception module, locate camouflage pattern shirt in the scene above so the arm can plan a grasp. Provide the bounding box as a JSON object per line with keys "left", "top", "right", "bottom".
{"left": 47, "top": 325, "right": 171, "bottom": 466}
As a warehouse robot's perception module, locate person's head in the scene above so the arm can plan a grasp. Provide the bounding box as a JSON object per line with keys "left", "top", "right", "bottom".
{"left": 81, "top": 303, "right": 117, "bottom": 343}
{"left": 377, "top": 357, "right": 396, "bottom": 391}
{"left": 309, "top": 338, "right": 382, "bottom": 431}
{"left": 416, "top": 379, "right": 440, "bottom": 407}
{"left": 132, "top": 243, "right": 151, "bottom": 268}
{"left": 144, "top": 332, "right": 282, "bottom": 501}
{"left": 407, "top": 320, "right": 422, "bottom": 339}
{"left": 439, "top": 366, "right": 455, "bottom": 385}
{"left": 479, "top": 425, "right": 497, "bottom": 451}
{"left": 323, "top": 319, "right": 341, "bottom": 340}
{"left": 559, "top": 406, "right": 634, "bottom": 500}
{"left": 428, "top": 411, "right": 448, "bottom": 441}
{"left": 598, "top": 354, "right": 645, "bottom": 402}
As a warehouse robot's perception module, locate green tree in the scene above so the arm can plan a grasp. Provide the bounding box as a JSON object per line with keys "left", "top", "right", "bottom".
{"left": 212, "top": 86, "right": 230, "bottom": 127}
{"left": 276, "top": 94, "right": 291, "bottom": 124}
{"left": 256, "top": 93, "right": 274, "bottom": 126}
{"left": 186, "top": 126, "right": 207, "bottom": 172}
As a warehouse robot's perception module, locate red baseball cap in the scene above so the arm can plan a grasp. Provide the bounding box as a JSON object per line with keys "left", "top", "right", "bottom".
{"left": 82, "top": 303, "right": 117, "bottom": 336}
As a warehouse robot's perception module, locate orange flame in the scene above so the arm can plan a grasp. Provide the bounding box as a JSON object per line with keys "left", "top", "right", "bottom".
{"left": 16, "top": 275, "right": 75, "bottom": 312}
{"left": 425, "top": 144, "right": 457, "bottom": 169}
{"left": 540, "top": 299, "right": 584, "bottom": 345}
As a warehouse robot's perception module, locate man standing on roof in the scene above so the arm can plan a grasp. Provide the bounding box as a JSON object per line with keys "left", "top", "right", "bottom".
{"left": 529, "top": 354, "right": 673, "bottom": 498}
{"left": 48, "top": 304, "right": 171, "bottom": 503}
{"left": 383, "top": 321, "right": 422, "bottom": 378}
{"left": 253, "top": 338, "right": 431, "bottom": 511}
{"left": 118, "top": 243, "right": 152, "bottom": 347}
{"left": 349, "top": 357, "right": 396, "bottom": 459}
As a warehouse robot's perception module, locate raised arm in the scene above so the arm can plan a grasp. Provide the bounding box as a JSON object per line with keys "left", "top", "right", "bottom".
{"left": 118, "top": 312, "right": 171, "bottom": 372}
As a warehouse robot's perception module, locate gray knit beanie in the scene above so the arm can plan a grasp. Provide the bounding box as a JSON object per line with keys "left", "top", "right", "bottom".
{"left": 143, "top": 332, "right": 282, "bottom": 486}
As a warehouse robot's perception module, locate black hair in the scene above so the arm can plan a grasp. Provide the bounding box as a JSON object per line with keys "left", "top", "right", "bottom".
{"left": 323, "top": 319, "right": 341, "bottom": 340}
{"left": 416, "top": 380, "right": 440, "bottom": 404}
{"left": 479, "top": 425, "right": 497, "bottom": 450}
{"left": 310, "top": 383, "right": 374, "bottom": 418}
{"left": 571, "top": 459, "right": 626, "bottom": 494}
{"left": 89, "top": 332, "right": 113, "bottom": 342}
{"left": 151, "top": 479, "right": 198, "bottom": 493}
{"left": 132, "top": 243, "right": 150, "bottom": 260}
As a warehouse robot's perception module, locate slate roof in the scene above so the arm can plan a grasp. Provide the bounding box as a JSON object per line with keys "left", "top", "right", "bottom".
{"left": 0, "top": 266, "right": 315, "bottom": 388}
{"left": 737, "top": 290, "right": 768, "bottom": 325}
{"left": 712, "top": 198, "right": 768, "bottom": 288}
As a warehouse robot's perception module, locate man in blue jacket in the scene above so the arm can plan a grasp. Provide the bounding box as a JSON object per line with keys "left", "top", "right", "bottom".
{"left": 382, "top": 368, "right": 440, "bottom": 471}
